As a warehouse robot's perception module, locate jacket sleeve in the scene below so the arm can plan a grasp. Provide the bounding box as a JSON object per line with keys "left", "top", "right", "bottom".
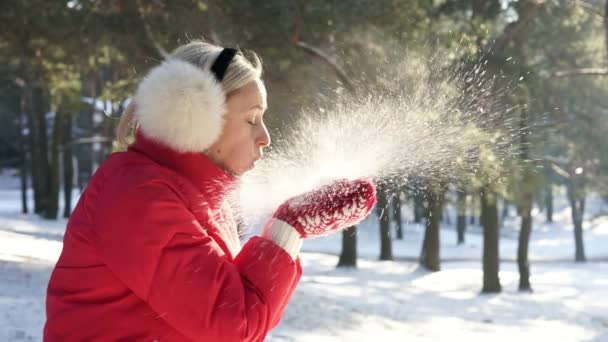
{"left": 91, "top": 172, "right": 302, "bottom": 342}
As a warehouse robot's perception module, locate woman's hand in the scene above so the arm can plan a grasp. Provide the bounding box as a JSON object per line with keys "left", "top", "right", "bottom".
{"left": 262, "top": 178, "right": 376, "bottom": 259}
{"left": 273, "top": 178, "right": 377, "bottom": 238}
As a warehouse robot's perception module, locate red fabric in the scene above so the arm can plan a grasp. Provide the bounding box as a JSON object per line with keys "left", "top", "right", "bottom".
{"left": 274, "top": 179, "right": 376, "bottom": 238}
{"left": 44, "top": 131, "right": 302, "bottom": 342}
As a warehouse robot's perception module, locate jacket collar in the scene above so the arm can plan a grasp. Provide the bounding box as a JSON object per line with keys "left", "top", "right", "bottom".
{"left": 129, "top": 129, "right": 237, "bottom": 209}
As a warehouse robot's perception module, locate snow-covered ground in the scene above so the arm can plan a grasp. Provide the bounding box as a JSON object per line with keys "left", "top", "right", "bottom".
{"left": 269, "top": 255, "right": 608, "bottom": 342}
{"left": 0, "top": 168, "right": 607, "bottom": 341}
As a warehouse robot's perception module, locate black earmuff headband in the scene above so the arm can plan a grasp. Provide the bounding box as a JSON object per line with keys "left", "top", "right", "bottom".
{"left": 210, "top": 48, "right": 238, "bottom": 82}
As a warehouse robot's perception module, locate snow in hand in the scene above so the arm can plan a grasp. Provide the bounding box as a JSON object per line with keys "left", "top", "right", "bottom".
{"left": 1, "top": 172, "right": 607, "bottom": 341}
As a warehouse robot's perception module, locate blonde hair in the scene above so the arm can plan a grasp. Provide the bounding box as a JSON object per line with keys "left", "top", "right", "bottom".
{"left": 116, "top": 41, "right": 263, "bottom": 147}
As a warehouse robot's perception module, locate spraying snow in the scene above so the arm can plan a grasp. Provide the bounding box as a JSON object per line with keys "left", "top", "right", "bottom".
{"left": 232, "top": 52, "right": 521, "bottom": 229}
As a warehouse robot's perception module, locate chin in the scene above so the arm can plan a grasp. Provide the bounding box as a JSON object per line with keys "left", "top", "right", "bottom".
{"left": 230, "top": 163, "right": 255, "bottom": 177}
{"left": 244, "top": 163, "right": 256, "bottom": 173}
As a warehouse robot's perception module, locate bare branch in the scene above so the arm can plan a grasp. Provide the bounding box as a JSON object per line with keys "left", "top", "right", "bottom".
{"left": 544, "top": 155, "right": 569, "bottom": 166}
{"left": 574, "top": 0, "right": 604, "bottom": 18}
{"left": 549, "top": 68, "right": 608, "bottom": 77}
{"left": 60, "top": 136, "right": 113, "bottom": 152}
{"left": 289, "top": 0, "right": 355, "bottom": 95}
{"left": 550, "top": 163, "right": 570, "bottom": 179}
{"left": 295, "top": 40, "right": 357, "bottom": 95}
{"left": 136, "top": 0, "right": 168, "bottom": 59}
{"left": 543, "top": 156, "right": 570, "bottom": 179}
{"left": 290, "top": 0, "right": 303, "bottom": 44}
{"left": 528, "top": 116, "right": 584, "bottom": 130}
{"left": 68, "top": 136, "right": 113, "bottom": 146}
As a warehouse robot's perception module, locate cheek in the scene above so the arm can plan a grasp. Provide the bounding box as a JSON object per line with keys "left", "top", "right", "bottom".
{"left": 222, "top": 132, "right": 256, "bottom": 167}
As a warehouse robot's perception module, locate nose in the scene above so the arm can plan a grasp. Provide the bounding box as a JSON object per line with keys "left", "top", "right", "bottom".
{"left": 257, "top": 122, "right": 271, "bottom": 148}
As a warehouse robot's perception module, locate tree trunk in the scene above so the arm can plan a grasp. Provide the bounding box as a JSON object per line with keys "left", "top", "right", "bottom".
{"left": 479, "top": 195, "right": 484, "bottom": 226}
{"left": 20, "top": 154, "right": 29, "bottom": 214}
{"left": 481, "top": 188, "right": 502, "bottom": 293}
{"left": 102, "top": 101, "right": 115, "bottom": 159}
{"left": 544, "top": 163, "right": 554, "bottom": 223}
{"left": 573, "top": 199, "right": 586, "bottom": 262}
{"left": 420, "top": 189, "right": 443, "bottom": 271}
{"left": 337, "top": 226, "right": 357, "bottom": 267}
{"left": 378, "top": 188, "right": 393, "bottom": 260}
{"left": 567, "top": 178, "right": 587, "bottom": 262}
{"left": 457, "top": 190, "right": 466, "bottom": 244}
{"left": 36, "top": 87, "right": 51, "bottom": 212}
{"left": 501, "top": 197, "right": 509, "bottom": 220}
{"left": 469, "top": 194, "right": 476, "bottom": 225}
{"left": 393, "top": 193, "right": 403, "bottom": 240}
{"left": 18, "top": 87, "right": 29, "bottom": 214}
{"left": 545, "top": 183, "right": 553, "bottom": 223}
{"left": 44, "top": 111, "right": 64, "bottom": 219}
{"left": 517, "top": 97, "right": 533, "bottom": 291}
{"left": 518, "top": 191, "right": 533, "bottom": 291}
{"left": 413, "top": 192, "right": 424, "bottom": 223}
{"left": 25, "top": 86, "right": 41, "bottom": 214}
{"left": 63, "top": 116, "right": 73, "bottom": 218}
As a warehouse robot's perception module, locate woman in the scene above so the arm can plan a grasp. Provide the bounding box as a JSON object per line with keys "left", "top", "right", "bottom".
{"left": 44, "top": 41, "right": 376, "bottom": 341}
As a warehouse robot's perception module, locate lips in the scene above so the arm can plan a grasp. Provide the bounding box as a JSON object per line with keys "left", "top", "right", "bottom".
{"left": 248, "top": 157, "right": 261, "bottom": 170}
{"left": 246, "top": 153, "right": 262, "bottom": 172}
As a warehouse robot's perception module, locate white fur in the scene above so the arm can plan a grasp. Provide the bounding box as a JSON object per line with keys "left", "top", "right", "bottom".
{"left": 133, "top": 59, "right": 226, "bottom": 153}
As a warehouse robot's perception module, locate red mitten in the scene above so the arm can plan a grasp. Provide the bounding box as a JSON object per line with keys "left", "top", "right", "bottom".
{"left": 274, "top": 178, "right": 377, "bottom": 238}
{"left": 261, "top": 179, "right": 376, "bottom": 259}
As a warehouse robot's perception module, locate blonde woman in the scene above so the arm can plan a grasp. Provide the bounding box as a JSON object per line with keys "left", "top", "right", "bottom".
{"left": 44, "top": 41, "right": 376, "bottom": 341}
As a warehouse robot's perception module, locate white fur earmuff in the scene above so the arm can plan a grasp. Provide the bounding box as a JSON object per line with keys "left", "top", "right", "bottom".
{"left": 133, "top": 59, "right": 226, "bottom": 153}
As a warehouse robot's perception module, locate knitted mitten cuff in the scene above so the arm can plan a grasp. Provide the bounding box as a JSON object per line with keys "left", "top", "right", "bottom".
{"left": 261, "top": 218, "right": 303, "bottom": 260}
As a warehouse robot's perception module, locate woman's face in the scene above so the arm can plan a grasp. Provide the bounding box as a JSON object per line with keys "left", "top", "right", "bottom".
{"left": 205, "top": 79, "right": 270, "bottom": 176}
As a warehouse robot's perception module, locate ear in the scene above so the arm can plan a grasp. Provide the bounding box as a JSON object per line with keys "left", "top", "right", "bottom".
{"left": 133, "top": 59, "right": 226, "bottom": 153}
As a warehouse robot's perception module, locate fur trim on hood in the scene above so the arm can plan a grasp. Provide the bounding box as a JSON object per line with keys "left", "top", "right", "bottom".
{"left": 133, "top": 59, "right": 226, "bottom": 153}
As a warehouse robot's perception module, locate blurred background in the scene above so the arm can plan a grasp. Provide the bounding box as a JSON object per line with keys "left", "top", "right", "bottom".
{"left": 0, "top": 0, "right": 607, "bottom": 341}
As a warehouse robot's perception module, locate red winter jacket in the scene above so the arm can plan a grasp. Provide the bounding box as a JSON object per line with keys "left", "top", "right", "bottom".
{"left": 44, "top": 131, "right": 302, "bottom": 341}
